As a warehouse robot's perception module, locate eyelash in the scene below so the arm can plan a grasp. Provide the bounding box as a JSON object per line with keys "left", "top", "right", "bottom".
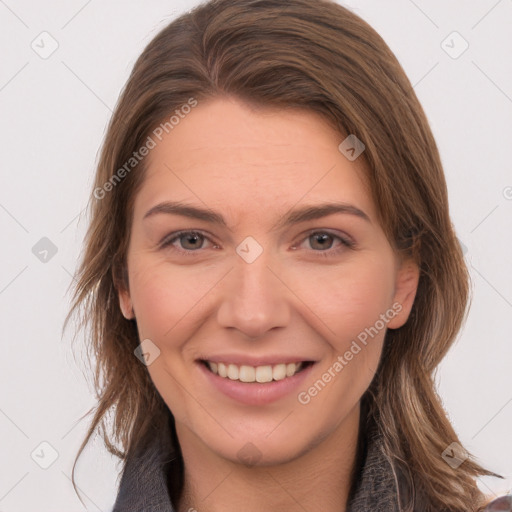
{"left": 159, "top": 230, "right": 355, "bottom": 258}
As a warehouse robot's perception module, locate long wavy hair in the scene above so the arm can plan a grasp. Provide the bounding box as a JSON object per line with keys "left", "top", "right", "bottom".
{"left": 64, "top": 0, "right": 501, "bottom": 510}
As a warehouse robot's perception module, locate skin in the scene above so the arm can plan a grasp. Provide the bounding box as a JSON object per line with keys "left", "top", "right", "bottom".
{"left": 118, "top": 96, "right": 419, "bottom": 512}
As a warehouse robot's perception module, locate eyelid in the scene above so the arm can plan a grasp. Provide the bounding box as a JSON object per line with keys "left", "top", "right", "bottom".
{"left": 159, "top": 230, "right": 217, "bottom": 252}
{"left": 294, "top": 228, "right": 355, "bottom": 247}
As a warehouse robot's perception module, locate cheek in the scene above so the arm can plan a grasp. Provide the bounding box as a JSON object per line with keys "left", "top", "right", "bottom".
{"left": 128, "top": 257, "right": 216, "bottom": 342}
{"left": 289, "top": 252, "right": 396, "bottom": 349}
{"left": 127, "top": 259, "right": 218, "bottom": 423}
{"left": 293, "top": 259, "right": 395, "bottom": 418}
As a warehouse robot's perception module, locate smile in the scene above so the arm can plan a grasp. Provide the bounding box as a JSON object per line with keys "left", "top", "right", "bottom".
{"left": 198, "top": 358, "right": 316, "bottom": 405}
{"left": 203, "top": 360, "right": 311, "bottom": 383}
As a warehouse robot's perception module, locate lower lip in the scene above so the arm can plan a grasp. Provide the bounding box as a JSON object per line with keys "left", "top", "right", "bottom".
{"left": 197, "top": 361, "right": 315, "bottom": 406}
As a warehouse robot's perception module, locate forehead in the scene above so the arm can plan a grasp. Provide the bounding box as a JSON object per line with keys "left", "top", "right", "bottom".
{"left": 132, "top": 96, "right": 376, "bottom": 226}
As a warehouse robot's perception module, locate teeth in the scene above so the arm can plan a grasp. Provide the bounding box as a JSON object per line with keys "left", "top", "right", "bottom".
{"left": 256, "top": 365, "right": 273, "bottom": 383}
{"left": 218, "top": 362, "right": 227, "bottom": 377}
{"left": 286, "top": 362, "right": 296, "bottom": 377}
{"left": 227, "top": 364, "right": 239, "bottom": 380}
{"left": 206, "top": 361, "right": 305, "bottom": 382}
{"left": 239, "top": 365, "right": 255, "bottom": 382}
{"left": 272, "top": 363, "right": 287, "bottom": 381}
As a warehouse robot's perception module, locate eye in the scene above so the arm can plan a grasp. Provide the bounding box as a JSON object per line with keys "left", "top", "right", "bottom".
{"left": 160, "top": 230, "right": 217, "bottom": 255}
{"left": 294, "top": 230, "right": 355, "bottom": 257}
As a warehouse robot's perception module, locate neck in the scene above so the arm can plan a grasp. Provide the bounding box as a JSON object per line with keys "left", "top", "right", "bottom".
{"left": 174, "top": 404, "right": 361, "bottom": 512}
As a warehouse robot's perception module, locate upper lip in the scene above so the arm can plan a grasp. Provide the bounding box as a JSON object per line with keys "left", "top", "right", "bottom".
{"left": 198, "top": 355, "right": 316, "bottom": 366}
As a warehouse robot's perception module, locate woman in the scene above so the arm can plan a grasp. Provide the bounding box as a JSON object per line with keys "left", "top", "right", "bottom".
{"left": 65, "top": 0, "right": 511, "bottom": 510}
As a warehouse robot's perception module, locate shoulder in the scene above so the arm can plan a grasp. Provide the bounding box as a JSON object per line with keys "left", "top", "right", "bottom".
{"left": 483, "top": 495, "right": 512, "bottom": 511}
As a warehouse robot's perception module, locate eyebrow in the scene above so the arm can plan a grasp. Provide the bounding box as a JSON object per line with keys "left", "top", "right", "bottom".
{"left": 143, "top": 200, "right": 371, "bottom": 230}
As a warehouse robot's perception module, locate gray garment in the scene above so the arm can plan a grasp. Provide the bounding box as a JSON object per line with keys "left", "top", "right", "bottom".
{"left": 112, "top": 417, "right": 510, "bottom": 512}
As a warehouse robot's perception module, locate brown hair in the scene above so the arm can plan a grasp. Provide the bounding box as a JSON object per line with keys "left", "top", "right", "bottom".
{"left": 64, "top": 0, "right": 501, "bottom": 510}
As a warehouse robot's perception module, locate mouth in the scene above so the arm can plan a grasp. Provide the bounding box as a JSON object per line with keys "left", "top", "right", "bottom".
{"left": 200, "top": 360, "right": 315, "bottom": 383}
{"left": 197, "top": 357, "right": 317, "bottom": 405}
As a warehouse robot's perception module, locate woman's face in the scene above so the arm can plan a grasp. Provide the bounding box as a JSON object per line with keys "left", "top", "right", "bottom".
{"left": 118, "top": 96, "right": 419, "bottom": 465}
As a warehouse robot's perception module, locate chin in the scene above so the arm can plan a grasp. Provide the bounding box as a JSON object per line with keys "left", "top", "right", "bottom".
{"left": 197, "top": 425, "right": 326, "bottom": 468}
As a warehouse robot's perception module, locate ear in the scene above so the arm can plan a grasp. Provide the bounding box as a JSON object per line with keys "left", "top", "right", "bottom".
{"left": 386, "top": 257, "right": 420, "bottom": 329}
{"left": 118, "top": 287, "right": 134, "bottom": 320}
{"left": 114, "top": 264, "right": 134, "bottom": 320}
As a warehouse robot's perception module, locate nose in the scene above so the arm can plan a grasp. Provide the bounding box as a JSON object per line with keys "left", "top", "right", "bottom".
{"left": 216, "top": 249, "right": 291, "bottom": 339}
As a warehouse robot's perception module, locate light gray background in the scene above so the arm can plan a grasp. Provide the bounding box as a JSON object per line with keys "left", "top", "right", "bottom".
{"left": 1, "top": 0, "right": 511, "bottom": 510}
